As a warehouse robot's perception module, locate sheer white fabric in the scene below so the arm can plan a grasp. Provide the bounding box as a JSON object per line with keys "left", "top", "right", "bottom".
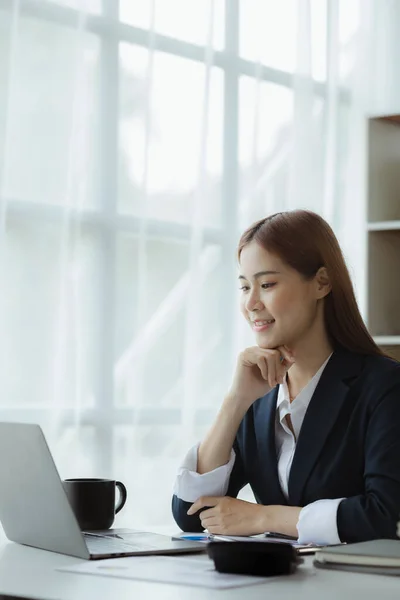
{"left": 0, "top": 0, "right": 398, "bottom": 531}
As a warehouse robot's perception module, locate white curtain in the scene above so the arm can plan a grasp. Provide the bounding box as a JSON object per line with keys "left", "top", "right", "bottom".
{"left": 0, "top": 0, "right": 399, "bottom": 530}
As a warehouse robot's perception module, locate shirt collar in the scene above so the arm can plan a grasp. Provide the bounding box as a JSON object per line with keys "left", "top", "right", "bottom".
{"left": 276, "top": 352, "right": 333, "bottom": 422}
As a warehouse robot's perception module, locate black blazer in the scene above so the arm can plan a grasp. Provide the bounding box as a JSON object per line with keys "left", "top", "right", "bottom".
{"left": 172, "top": 348, "right": 400, "bottom": 542}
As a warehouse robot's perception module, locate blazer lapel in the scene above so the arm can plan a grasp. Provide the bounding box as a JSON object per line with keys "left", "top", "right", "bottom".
{"left": 288, "top": 349, "right": 364, "bottom": 506}
{"left": 253, "top": 387, "right": 288, "bottom": 505}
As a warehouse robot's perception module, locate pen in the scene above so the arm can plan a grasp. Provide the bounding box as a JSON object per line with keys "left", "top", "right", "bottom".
{"left": 176, "top": 534, "right": 209, "bottom": 541}
{"left": 264, "top": 531, "right": 297, "bottom": 541}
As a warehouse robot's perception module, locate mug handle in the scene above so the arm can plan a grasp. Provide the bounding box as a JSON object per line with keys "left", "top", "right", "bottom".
{"left": 115, "top": 481, "right": 127, "bottom": 514}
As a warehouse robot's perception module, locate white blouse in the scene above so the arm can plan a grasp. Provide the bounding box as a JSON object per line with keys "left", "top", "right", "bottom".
{"left": 173, "top": 353, "right": 344, "bottom": 545}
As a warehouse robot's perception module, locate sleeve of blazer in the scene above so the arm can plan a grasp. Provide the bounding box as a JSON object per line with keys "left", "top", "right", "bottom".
{"left": 171, "top": 436, "right": 249, "bottom": 532}
{"left": 337, "top": 369, "right": 400, "bottom": 542}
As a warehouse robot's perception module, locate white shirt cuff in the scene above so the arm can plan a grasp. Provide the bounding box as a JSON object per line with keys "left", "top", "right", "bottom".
{"left": 173, "top": 443, "right": 236, "bottom": 503}
{"left": 297, "top": 498, "right": 345, "bottom": 545}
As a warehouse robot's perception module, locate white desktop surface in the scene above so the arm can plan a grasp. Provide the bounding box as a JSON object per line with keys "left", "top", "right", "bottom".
{"left": 0, "top": 531, "right": 400, "bottom": 600}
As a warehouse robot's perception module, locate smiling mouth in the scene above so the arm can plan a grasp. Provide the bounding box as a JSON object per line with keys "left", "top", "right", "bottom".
{"left": 252, "top": 319, "right": 275, "bottom": 331}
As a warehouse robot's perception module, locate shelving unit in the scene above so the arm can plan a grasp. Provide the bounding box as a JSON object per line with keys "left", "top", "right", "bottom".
{"left": 367, "top": 115, "right": 400, "bottom": 361}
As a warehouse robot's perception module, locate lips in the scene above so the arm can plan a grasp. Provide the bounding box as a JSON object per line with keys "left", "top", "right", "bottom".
{"left": 251, "top": 319, "right": 275, "bottom": 332}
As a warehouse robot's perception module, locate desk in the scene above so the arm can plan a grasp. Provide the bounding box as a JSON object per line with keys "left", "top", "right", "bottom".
{"left": 0, "top": 533, "right": 399, "bottom": 600}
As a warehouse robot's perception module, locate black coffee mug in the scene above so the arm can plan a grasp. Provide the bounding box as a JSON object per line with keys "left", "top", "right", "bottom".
{"left": 63, "top": 478, "right": 127, "bottom": 531}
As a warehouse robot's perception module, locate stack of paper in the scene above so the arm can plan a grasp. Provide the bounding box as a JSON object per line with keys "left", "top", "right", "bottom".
{"left": 58, "top": 554, "right": 273, "bottom": 589}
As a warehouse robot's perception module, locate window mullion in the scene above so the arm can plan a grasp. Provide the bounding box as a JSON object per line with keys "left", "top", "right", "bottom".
{"left": 93, "top": 0, "right": 119, "bottom": 475}
{"left": 221, "top": 0, "right": 240, "bottom": 375}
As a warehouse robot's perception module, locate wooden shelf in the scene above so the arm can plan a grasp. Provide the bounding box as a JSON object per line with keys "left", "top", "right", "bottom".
{"left": 376, "top": 345, "right": 400, "bottom": 362}
{"left": 367, "top": 115, "right": 400, "bottom": 356}
{"left": 368, "top": 221, "right": 400, "bottom": 231}
{"left": 373, "top": 337, "right": 400, "bottom": 360}
{"left": 373, "top": 336, "right": 400, "bottom": 345}
{"left": 368, "top": 117, "right": 400, "bottom": 222}
{"left": 367, "top": 229, "right": 400, "bottom": 336}
{"left": 380, "top": 115, "right": 400, "bottom": 125}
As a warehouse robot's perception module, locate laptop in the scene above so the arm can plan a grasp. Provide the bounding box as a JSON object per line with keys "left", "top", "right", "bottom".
{"left": 0, "top": 422, "right": 205, "bottom": 559}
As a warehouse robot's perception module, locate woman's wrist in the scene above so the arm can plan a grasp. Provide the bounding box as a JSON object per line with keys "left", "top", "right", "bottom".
{"left": 221, "top": 393, "right": 250, "bottom": 422}
{"left": 258, "top": 504, "right": 277, "bottom": 533}
{"left": 222, "top": 391, "right": 257, "bottom": 415}
{"left": 260, "top": 505, "right": 301, "bottom": 538}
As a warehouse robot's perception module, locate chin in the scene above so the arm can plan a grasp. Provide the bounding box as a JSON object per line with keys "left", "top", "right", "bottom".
{"left": 256, "top": 334, "right": 281, "bottom": 350}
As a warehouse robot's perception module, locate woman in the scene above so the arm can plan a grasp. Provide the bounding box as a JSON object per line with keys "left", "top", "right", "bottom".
{"left": 171, "top": 209, "right": 400, "bottom": 545}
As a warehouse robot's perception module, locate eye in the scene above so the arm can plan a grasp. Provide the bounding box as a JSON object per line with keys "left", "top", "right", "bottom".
{"left": 239, "top": 285, "right": 250, "bottom": 292}
{"left": 261, "top": 283, "right": 276, "bottom": 289}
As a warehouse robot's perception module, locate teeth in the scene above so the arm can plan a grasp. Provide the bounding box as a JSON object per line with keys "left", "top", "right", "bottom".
{"left": 254, "top": 319, "right": 274, "bottom": 325}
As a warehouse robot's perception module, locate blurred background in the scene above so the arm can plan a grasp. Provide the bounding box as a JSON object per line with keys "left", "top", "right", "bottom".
{"left": 0, "top": 0, "right": 399, "bottom": 530}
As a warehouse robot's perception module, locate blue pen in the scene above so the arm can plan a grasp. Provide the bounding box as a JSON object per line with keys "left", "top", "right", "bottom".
{"left": 178, "top": 534, "right": 209, "bottom": 541}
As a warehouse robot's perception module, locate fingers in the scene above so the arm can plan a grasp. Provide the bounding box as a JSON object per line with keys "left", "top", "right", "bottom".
{"left": 200, "top": 507, "right": 225, "bottom": 532}
{"left": 200, "top": 511, "right": 218, "bottom": 526}
{"left": 265, "top": 347, "right": 295, "bottom": 386}
{"left": 241, "top": 346, "right": 295, "bottom": 389}
{"left": 267, "top": 356, "right": 277, "bottom": 388}
{"left": 201, "top": 521, "right": 220, "bottom": 533}
{"left": 187, "top": 496, "right": 221, "bottom": 516}
{"left": 198, "top": 507, "right": 215, "bottom": 520}
{"left": 203, "top": 524, "right": 220, "bottom": 534}
{"left": 256, "top": 357, "right": 268, "bottom": 381}
{"left": 277, "top": 345, "right": 295, "bottom": 365}
{"left": 256, "top": 354, "right": 278, "bottom": 387}
{"left": 256, "top": 349, "right": 282, "bottom": 387}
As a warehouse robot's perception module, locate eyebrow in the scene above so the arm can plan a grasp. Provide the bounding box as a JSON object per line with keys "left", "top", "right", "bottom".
{"left": 238, "top": 270, "right": 281, "bottom": 280}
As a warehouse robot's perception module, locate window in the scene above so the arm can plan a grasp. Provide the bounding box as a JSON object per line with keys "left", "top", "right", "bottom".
{"left": 0, "top": 0, "right": 357, "bottom": 527}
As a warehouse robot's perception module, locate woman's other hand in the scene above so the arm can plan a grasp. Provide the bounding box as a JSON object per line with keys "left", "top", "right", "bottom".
{"left": 227, "top": 345, "right": 295, "bottom": 409}
{"left": 187, "top": 496, "right": 301, "bottom": 538}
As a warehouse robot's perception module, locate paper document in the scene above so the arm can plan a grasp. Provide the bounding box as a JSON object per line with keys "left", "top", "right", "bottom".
{"left": 58, "top": 554, "right": 272, "bottom": 589}
{"left": 208, "top": 534, "right": 333, "bottom": 555}
{"left": 211, "top": 535, "right": 296, "bottom": 543}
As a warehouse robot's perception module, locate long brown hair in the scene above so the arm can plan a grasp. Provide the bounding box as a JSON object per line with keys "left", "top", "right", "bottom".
{"left": 238, "top": 209, "right": 384, "bottom": 357}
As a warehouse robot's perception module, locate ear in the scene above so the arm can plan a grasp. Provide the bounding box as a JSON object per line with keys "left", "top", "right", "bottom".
{"left": 315, "top": 266, "right": 331, "bottom": 300}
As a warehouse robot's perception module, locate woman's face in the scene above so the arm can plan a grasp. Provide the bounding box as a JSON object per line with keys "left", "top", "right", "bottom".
{"left": 239, "top": 241, "right": 322, "bottom": 350}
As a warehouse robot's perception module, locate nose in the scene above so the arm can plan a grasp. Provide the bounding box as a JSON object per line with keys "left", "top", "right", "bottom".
{"left": 245, "top": 287, "right": 264, "bottom": 312}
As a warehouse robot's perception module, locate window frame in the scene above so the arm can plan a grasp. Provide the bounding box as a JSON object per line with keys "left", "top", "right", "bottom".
{"left": 0, "top": 0, "right": 347, "bottom": 473}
